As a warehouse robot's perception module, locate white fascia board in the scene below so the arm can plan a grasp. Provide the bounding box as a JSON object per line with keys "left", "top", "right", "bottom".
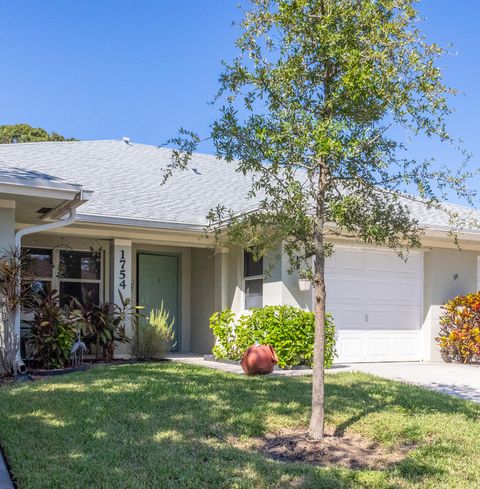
{"left": 0, "top": 181, "right": 83, "bottom": 200}
{"left": 75, "top": 213, "right": 206, "bottom": 232}
{"left": 76, "top": 213, "right": 480, "bottom": 239}
{"left": 423, "top": 226, "right": 480, "bottom": 241}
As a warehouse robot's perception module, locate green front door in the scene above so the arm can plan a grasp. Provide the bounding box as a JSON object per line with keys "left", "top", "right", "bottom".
{"left": 137, "top": 253, "right": 179, "bottom": 351}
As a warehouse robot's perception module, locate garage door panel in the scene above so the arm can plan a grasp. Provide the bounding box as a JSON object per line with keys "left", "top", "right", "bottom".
{"left": 327, "top": 278, "right": 365, "bottom": 304}
{"left": 366, "top": 336, "right": 391, "bottom": 362}
{"left": 394, "top": 335, "right": 421, "bottom": 359}
{"left": 329, "top": 248, "right": 364, "bottom": 272}
{"left": 340, "top": 249, "right": 364, "bottom": 270}
{"left": 329, "top": 306, "right": 420, "bottom": 331}
{"left": 342, "top": 309, "right": 368, "bottom": 329}
{"left": 325, "top": 253, "right": 337, "bottom": 270}
{"left": 394, "top": 253, "right": 422, "bottom": 275}
{"left": 364, "top": 249, "right": 421, "bottom": 275}
{"left": 365, "top": 280, "right": 421, "bottom": 305}
{"left": 366, "top": 307, "right": 421, "bottom": 330}
{"left": 328, "top": 308, "right": 366, "bottom": 331}
{"left": 339, "top": 278, "right": 366, "bottom": 302}
{"left": 336, "top": 334, "right": 366, "bottom": 363}
{"left": 337, "top": 331, "right": 422, "bottom": 363}
{"left": 364, "top": 251, "right": 394, "bottom": 273}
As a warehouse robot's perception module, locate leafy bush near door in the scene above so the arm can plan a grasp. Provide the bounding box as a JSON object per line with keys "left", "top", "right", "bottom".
{"left": 437, "top": 292, "right": 480, "bottom": 363}
{"left": 209, "top": 305, "right": 336, "bottom": 368}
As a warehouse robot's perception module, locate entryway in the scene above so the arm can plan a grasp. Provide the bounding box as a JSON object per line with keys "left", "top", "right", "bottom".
{"left": 137, "top": 253, "right": 180, "bottom": 350}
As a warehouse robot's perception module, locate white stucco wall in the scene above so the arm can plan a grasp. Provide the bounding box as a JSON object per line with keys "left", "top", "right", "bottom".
{"left": 422, "top": 247, "right": 479, "bottom": 361}
{"left": 191, "top": 248, "right": 216, "bottom": 354}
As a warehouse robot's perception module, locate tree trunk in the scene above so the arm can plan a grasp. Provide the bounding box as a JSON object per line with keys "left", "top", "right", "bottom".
{"left": 308, "top": 165, "right": 327, "bottom": 440}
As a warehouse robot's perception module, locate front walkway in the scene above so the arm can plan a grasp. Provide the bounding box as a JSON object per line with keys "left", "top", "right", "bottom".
{"left": 165, "top": 353, "right": 312, "bottom": 376}
{"left": 166, "top": 354, "right": 480, "bottom": 403}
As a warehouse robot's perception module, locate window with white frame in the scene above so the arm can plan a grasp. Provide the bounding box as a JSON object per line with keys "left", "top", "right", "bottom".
{"left": 58, "top": 250, "right": 102, "bottom": 306}
{"left": 244, "top": 251, "right": 263, "bottom": 309}
{"left": 22, "top": 247, "right": 103, "bottom": 307}
{"left": 22, "top": 248, "right": 53, "bottom": 309}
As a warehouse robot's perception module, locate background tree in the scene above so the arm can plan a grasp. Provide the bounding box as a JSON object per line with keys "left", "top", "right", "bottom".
{"left": 165, "top": 0, "right": 477, "bottom": 440}
{"left": 0, "top": 123, "right": 76, "bottom": 144}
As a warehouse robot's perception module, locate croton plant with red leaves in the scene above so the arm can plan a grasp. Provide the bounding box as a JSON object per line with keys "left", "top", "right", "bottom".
{"left": 437, "top": 292, "right": 480, "bottom": 363}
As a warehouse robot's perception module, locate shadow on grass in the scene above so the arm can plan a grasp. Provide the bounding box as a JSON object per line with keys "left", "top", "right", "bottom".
{"left": 0, "top": 363, "right": 477, "bottom": 488}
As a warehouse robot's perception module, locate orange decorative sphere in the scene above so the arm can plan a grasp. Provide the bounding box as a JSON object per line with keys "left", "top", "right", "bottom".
{"left": 241, "top": 344, "right": 279, "bottom": 375}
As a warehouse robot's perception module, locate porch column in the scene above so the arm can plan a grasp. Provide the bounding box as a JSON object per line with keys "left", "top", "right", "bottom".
{"left": 214, "top": 248, "right": 230, "bottom": 311}
{"left": 111, "top": 239, "right": 133, "bottom": 356}
{"left": 0, "top": 200, "right": 16, "bottom": 374}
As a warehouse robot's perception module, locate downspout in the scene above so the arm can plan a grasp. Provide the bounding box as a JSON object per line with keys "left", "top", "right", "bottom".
{"left": 14, "top": 208, "right": 78, "bottom": 374}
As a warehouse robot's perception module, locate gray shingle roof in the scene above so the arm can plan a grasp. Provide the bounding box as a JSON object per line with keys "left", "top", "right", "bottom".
{"left": 0, "top": 139, "right": 477, "bottom": 231}
{"left": 0, "top": 140, "right": 259, "bottom": 228}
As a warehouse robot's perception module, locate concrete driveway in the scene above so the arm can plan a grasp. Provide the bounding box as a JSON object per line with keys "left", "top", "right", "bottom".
{"left": 331, "top": 362, "right": 480, "bottom": 403}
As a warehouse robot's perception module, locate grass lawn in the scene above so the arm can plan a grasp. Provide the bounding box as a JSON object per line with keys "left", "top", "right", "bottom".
{"left": 0, "top": 363, "right": 479, "bottom": 489}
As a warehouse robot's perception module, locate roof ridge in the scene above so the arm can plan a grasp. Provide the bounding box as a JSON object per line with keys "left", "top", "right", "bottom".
{"left": 0, "top": 139, "right": 219, "bottom": 159}
{"left": 0, "top": 139, "right": 121, "bottom": 147}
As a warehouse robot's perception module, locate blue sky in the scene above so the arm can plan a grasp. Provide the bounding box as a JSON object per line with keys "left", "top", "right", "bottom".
{"left": 0, "top": 1, "right": 479, "bottom": 202}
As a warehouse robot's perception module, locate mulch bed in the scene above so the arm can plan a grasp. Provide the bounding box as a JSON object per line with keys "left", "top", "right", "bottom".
{"left": 259, "top": 427, "right": 413, "bottom": 470}
{"left": 30, "top": 365, "right": 89, "bottom": 378}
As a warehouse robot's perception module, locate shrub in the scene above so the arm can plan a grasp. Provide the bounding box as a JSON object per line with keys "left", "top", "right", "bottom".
{"left": 132, "top": 303, "right": 175, "bottom": 359}
{"left": 209, "top": 309, "right": 237, "bottom": 359}
{"left": 27, "top": 290, "right": 75, "bottom": 369}
{"left": 209, "top": 305, "right": 336, "bottom": 368}
{"left": 437, "top": 292, "right": 480, "bottom": 363}
{"left": 69, "top": 292, "right": 137, "bottom": 362}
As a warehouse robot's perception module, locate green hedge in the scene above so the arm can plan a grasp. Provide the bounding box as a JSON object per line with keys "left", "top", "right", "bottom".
{"left": 209, "top": 305, "right": 336, "bottom": 368}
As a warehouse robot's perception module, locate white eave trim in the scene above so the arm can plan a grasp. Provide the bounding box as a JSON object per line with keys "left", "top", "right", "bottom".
{"left": 75, "top": 213, "right": 206, "bottom": 232}
{"left": 0, "top": 181, "right": 88, "bottom": 201}
{"left": 423, "top": 226, "right": 480, "bottom": 241}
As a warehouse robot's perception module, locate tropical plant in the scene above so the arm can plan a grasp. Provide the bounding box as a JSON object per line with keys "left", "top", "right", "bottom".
{"left": 165, "top": 0, "right": 477, "bottom": 439}
{"left": 27, "top": 290, "right": 75, "bottom": 369}
{"left": 437, "top": 292, "right": 480, "bottom": 363}
{"left": 132, "top": 302, "right": 175, "bottom": 359}
{"left": 69, "top": 291, "right": 140, "bottom": 362}
{"left": 210, "top": 306, "right": 336, "bottom": 368}
{"left": 0, "top": 247, "right": 36, "bottom": 375}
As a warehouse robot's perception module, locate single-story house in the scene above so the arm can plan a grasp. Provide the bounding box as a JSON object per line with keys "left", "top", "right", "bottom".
{"left": 0, "top": 139, "right": 479, "bottom": 364}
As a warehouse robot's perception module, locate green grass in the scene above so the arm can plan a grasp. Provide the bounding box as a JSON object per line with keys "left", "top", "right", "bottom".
{"left": 0, "top": 363, "right": 479, "bottom": 489}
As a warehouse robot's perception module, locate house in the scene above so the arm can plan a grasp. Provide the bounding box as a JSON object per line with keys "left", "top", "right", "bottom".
{"left": 0, "top": 139, "right": 478, "bottom": 364}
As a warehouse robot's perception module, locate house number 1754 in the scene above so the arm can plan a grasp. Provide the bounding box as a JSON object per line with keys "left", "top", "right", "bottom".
{"left": 119, "top": 249, "right": 127, "bottom": 290}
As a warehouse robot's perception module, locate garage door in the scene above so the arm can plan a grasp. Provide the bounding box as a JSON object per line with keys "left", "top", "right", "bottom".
{"left": 326, "top": 246, "right": 423, "bottom": 363}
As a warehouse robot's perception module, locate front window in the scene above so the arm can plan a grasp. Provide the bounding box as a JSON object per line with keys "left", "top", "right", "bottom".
{"left": 244, "top": 252, "right": 263, "bottom": 309}
{"left": 22, "top": 248, "right": 53, "bottom": 309}
{"left": 21, "top": 247, "right": 103, "bottom": 307}
{"left": 58, "top": 250, "right": 102, "bottom": 306}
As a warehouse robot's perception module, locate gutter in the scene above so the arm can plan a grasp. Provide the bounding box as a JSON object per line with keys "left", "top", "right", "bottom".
{"left": 13, "top": 198, "right": 85, "bottom": 374}
{"left": 75, "top": 213, "right": 207, "bottom": 232}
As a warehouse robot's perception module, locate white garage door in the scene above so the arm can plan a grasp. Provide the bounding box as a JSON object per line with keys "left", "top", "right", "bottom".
{"left": 326, "top": 246, "right": 423, "bottom": 363}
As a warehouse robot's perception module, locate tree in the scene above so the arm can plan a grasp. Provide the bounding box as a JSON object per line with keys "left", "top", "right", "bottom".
{"left": 165, "top": 0, "right": 476, "bottom": 440}
{"left": 0, "top": 123, "right": 76, "bottom": 144}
